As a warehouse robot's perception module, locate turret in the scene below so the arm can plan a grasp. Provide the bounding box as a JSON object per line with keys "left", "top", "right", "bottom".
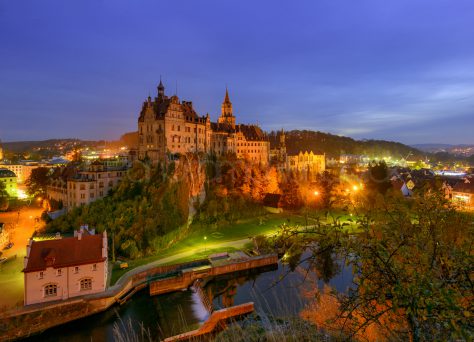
{"left": 157, "top": 78, "right": 165, "bottom": 98}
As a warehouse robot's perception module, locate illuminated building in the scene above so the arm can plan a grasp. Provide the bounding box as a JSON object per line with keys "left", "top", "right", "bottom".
{"left": 137, "top": 81, "right": 270, "bottom": 164}
{"left": 287, "top": 151, "right": 326, "bottom": 175}
{"left": 23, "top": 228, "right": 108, "bottom": 305}
{"left": 0, "top": 168, "right": 18, "bottom": 197}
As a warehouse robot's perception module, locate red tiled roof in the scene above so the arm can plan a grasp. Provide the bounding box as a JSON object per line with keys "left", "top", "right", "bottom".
{"left": 23, "top": 234, "right": 105, "bottom": 273}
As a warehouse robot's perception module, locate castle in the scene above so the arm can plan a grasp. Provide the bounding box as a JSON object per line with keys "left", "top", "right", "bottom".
{"left": 137, "top": 81, "right": 270, "bottom": 164}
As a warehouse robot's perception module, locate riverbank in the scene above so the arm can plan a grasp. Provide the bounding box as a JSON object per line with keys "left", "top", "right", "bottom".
{"left": 0, "top": 252, "right": 278, "bottom": 341}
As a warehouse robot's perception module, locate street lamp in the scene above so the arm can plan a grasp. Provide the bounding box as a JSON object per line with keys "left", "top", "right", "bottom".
{"left": 204, "top": 236, "right": 207, "bottom": 253}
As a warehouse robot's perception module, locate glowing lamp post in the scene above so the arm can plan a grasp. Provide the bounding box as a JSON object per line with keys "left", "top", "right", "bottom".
{"left": 204, "top": 236, "right": 207, "bottom": 253}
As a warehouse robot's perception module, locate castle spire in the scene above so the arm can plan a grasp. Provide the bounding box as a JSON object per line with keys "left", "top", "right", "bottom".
{"left": 157, "top": 76, "right": 165, "bottom": 97}
{"left": 219, "top": 86, "right": 235, "bottom": 128}
{"left": 224, "top": 86, "right": 231, "bottom": 104}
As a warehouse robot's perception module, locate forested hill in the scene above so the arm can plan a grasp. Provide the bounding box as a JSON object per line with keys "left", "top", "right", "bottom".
{"left": 268, "top": 130, "right": 425, "bottom": 159}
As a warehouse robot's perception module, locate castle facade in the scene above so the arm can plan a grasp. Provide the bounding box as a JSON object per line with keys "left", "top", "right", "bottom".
{"left": 137, "top": 81, "right": 270, "bottom": 164}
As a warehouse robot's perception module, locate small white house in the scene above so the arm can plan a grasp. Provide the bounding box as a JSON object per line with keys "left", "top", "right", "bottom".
{"left": 23, "top": 230, "right": 108, "bottom": 306}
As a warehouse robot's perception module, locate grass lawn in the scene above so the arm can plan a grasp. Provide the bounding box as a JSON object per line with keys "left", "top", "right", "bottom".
{"left": 109, "top": 210, "right": 362, "bottom": 285}
{"left": 109, "top": 212, "right": 307, "bottom": 284}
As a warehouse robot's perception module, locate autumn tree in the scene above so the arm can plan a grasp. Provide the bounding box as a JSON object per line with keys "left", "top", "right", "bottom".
{"left": 314, "top": 171, "right": 338, "bottom": 209}
{"left": 266, "top": 192, "right": 473, "bottom": 341}
{"left": 26, "top": 167, "right": 51, "bottom": 197}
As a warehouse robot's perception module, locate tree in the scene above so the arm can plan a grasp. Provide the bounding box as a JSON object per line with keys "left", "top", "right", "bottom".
{"left": 267, "top": 192, "right": 473, "bottom": 341}
{"left": 26, "top": 167, "right": 51, "bottom": 197}
{"left": 280, "top": 173, "right": 302, "bottom": 209}
{"left": 314, "top": 171, "right": 337, "bottom": 209}
{"left": 366, "top": 161, "right": 392, "bottom": 196}
{"left": 0, "top": 181, "right": 9, "bottom": 211}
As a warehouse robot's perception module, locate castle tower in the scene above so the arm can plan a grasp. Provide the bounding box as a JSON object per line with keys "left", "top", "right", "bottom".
{"left": 279, "top": 128, "right": 286, "bottom": 148}
{"left": 218, "top": 87, "right": 236, "bottom": 128}
{"left": 157, "top": 78, "right": 165, "bottom": 98}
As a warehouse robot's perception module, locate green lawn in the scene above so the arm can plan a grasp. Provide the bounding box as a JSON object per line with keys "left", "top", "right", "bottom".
{"left": 109, "top": 210, "right": 363, "bottom": 285}
{"left": 109, "top": 213, "right": 307, "bottom": 284}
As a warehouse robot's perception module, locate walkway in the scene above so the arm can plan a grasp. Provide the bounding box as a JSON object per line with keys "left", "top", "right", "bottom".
{"left": 111, "top": 237, "right": 252, "bottom": 289}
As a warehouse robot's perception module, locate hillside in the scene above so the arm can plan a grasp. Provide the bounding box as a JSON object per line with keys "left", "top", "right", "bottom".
{"left": 269, "top": 130, "right": 425, "bottom": 159}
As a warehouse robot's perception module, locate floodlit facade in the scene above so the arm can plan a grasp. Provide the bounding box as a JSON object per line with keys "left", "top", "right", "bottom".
{"left": 452, "top": 179, "right": 474, "bottom": 208}
{"left": 23, "top": 229, "right": 108, "bottom": 306}
{"left": 137, "top": 82, "right": 270, "bottom": 164}
{"left": 0, "top": 168, "right": 18, "bottom": 197}
{"left": 287, "top": 151, "right": 326, "bottom": 175}
{"left": 66, "top": 161, "right": 126, "bottom": 210}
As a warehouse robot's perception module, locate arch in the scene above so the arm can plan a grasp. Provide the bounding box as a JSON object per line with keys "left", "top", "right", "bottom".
{"left": 43, "top": 283, "right": 58, "bottom": 297}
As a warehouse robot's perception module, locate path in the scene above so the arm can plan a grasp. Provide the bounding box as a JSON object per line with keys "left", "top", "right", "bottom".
{"left": 112, "top": 237, "right": 251, "bottom": 288}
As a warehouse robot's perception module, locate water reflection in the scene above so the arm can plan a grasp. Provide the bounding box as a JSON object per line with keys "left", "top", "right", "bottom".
{"left": 25, "top": 252, "right": 352, "bottom": 341}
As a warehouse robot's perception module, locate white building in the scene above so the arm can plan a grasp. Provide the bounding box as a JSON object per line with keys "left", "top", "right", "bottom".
{"left": 23, "top": 230, "right": 108, "bottom": 306}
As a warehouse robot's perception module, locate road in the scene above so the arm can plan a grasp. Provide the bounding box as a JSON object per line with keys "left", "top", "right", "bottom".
{"left": 0, "top": 206, "right": 44, "bottom": 309}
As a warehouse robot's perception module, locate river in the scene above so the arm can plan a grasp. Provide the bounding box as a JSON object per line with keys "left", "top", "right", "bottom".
{"left": 26, "top": 252, "right": 353, "bottom": 341}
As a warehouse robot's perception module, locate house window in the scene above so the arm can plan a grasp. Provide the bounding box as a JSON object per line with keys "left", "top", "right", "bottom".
{"left": 44, "top": 284, "right": 57, "bottom": 297}
{"left": 57, "top": 269, "right": 62, "bottom": 276}
{"left": 39, "top": 271, "right": 44, "bottom": 279}
{"left": 92, "top": 264, "right": 97, "bottom": 271}
{"left": 80, "top": 278, "right": 92, "bottom": 291}
{"left": 74, "top": 266, "right": 79, "bottom": 274}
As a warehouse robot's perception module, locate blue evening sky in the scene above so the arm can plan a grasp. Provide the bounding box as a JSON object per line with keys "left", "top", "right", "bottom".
{"left": 1, "top": 0, "right": 473, "bottom": 144}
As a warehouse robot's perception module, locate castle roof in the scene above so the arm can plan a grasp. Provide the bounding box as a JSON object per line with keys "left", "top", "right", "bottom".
{"left": 238, "top": 124, "right": 267, "bottom": 141}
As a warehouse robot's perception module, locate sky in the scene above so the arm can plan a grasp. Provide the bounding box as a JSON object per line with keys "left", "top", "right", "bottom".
{"left": 1, "top": 0, "right": 473, "bottom": 145}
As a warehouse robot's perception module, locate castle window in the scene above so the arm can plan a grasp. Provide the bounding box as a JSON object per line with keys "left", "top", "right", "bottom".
{"left": 74, "top": 266, "right": 79, "bottom": 274}
{"left": 39, "top": 271, "right": 44, "bottom": 279}
{"left": 44, "top": 284, "right": 57, "bottom": 297}
{"left": 57, "top": 269, "right": 62, "bottom": 276}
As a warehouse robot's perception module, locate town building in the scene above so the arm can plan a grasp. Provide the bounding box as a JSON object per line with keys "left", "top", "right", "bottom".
{"left": 287, "top": 151, "right": 326, "bottom": 175}
{"left": 0, "top": 161, "right": 57, "bottom": 184}
{"left": 137, "top": 81, "right": 270, "bottom": 165}
{"left": 46, "top": 160, "right": 127, "bottom": 212}
{"left": 23, "top": 229, "right": 108, "bottom": 306}
{"left": 66, "top": 161, "right": 126, "bottom": 210}
{"left": 451, "top": 178, "right": 474, "bottom": 208}
{"left": 0, "top": 168, "right": 18, "bottom": 197}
